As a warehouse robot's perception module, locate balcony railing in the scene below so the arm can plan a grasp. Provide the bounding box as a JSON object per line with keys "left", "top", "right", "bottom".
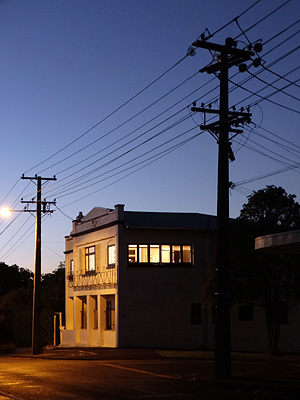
{"left": 68, "top": 269, "right": 117, "bottom": 288}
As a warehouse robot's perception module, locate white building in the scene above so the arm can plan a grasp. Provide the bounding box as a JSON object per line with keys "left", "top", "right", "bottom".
{"left": 61, "top": 204, "right": 217, "bottom": 349}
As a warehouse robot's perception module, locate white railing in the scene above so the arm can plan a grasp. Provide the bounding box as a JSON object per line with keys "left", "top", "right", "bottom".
{"left": 68, "top": 269, "right": 117, "bottom": 288}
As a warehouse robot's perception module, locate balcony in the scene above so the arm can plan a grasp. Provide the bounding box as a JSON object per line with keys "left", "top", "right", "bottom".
{"left": 68, "top": 269, "right": 117, "bottom": 289}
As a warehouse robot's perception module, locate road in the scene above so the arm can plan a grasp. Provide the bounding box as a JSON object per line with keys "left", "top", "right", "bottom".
{"left": 0, "top": 353, "right": 300, "bottom": 399}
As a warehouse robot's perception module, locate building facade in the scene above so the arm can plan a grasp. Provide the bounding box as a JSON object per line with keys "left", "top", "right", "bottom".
{"left": 61, "top": 204, "right": 217, "bottom": 349}
{"left": 61, "top": 204, "right": 300, "bottom": 352}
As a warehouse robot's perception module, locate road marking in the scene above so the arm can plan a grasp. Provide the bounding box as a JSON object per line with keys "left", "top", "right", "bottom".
{"left": 103, "top": 363, "right": 175, "bottom": 379}
{"left": 0, "top": 391, "right": 23, "bottom": 400}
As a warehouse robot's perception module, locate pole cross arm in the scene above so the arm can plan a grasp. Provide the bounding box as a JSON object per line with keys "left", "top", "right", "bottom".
{"left": 192, "top": 39, "right": 254, "bottom": 58}
{"left": 191, "top": 107, "right": 252, "bottom": 119}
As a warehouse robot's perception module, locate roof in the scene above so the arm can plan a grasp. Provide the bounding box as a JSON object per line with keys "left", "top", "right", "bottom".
{"left": 255, "top": 229, "right": 300, "bottom": 254}
{"left": 124, "top": 211, "right": 217, "bottom": 230}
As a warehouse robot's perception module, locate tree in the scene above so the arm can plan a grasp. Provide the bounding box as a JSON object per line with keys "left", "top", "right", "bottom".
{"left": 233, "top": 185, "right": 300, "bottom": 354}
{"left": 41, "top": 262, "right": 65, "bottom": 345}
{"left": 0, "top": 262, "right": 65, "bottom": 348}
{"left": 0, "top": 262, "right": 33, "bottom": 295}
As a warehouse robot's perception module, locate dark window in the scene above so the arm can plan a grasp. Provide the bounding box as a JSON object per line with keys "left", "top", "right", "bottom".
{"left": 106, "top": 301, "right": 112, "bottom": 330}
{"left": 80, "top": 297, "right": 87, "bottom": 329}
{"left": 278, "top": 302, "right": 289, "bottom": 324}
{"left": 239, "top": 304, "right": 253, "bottom": 321}
{"left": 191, "top": 303, "right": 202, "bottom": 325}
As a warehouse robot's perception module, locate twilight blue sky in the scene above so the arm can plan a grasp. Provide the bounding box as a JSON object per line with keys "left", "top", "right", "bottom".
{"left": 1, "top": 0, "right": 300, "bottom": 272}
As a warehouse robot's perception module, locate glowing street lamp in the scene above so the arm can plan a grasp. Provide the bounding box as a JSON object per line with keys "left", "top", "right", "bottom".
{"left": 0, "top": 207, "right": 11, "bottom": 218}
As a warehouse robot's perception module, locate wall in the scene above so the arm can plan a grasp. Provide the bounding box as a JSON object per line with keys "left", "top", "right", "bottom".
{"left": 118, "top": 226, "right": 216, "bottom": 349}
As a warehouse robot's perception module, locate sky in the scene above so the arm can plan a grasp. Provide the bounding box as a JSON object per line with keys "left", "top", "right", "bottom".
{"left": 1, "top": 0, "right": 300, "bottom": 273}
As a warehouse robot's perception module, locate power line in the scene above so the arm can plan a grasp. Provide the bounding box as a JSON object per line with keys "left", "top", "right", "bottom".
{"left": 23, "top": 55, "right": 188, "bottom": 175}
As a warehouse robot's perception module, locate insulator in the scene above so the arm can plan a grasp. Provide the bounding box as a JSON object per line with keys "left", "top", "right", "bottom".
{"left": 239, "top": 63, "right": 247, "bottom": 73}
{"left": 225, "top": 37, "right": 234, "bottom": 47}
{"left": 253, "top": 42, "right": 263, "bottom": 53}
{"left": 253, "top": 58, "right": 261, "bottom": 68}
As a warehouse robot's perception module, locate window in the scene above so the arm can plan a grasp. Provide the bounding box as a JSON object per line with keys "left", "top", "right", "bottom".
{"left": 93, "top": 296, "right": 98, "bottom": 330}
{"left": 108, "top": 245, "right": 115, "bottom": 268}
{"left": 239, "top": 305, "right": 253, "bottom": 321}
{"left": 105, "top": 301, "right": 112, "bottom": 331}
{"left": 182, "top": 245, "right": 192, "bottom": 263}
{"left": 161, "top": 245, "right": 170, "bottom": 263}
{"left": 128, "top": 245, "right": 137, "bottom": 263}
{"left": 85, "top": 246, "right": 95, "bottom": 273}
{"left": 70, "top": 259, "right": 74, "bottom": 275}
{"left": 172, "top": 245, "right": 181, "bottom": 263}
{"left": 128, "top": 244, "right": 192, "bottom": 265}
{"left": 191, "top": 303, "right": 202, "bottom": 325}
{"left": 139, "top": 245, "right": 148, "bottom": 263}
{"left": 278, "top": 302, "right": 289, "bottom": 324}
{"left": 150, "top": 245, "right": 160, "bottom": 263}
{"left": 80, "top": 297, "right": 87, "bottom": 330}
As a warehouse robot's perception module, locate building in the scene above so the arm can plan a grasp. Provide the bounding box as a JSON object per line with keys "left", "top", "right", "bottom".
{"left": 61, "top": 204, "right": 217, "bottom": 349}
{"left": 60, "top": 205, "right": 300, "bottom": 352}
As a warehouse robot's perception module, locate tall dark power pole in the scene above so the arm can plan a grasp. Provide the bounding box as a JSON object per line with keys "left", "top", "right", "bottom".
{"left": 21, "top": 174, "right": 56, "bottom": 355}
{"left": 190, "top": 37, "right": 260, "bottom": 379}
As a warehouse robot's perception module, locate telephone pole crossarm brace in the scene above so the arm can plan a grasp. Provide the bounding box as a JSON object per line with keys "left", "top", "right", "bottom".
{"left": 191, "top": 36, "right": 258, "bottom": 380}
{"left": 21, "top": 174, "right": 57, "bottom": 355}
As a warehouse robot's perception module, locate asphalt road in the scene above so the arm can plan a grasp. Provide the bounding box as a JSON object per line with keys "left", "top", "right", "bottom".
{"left": 0, "top": 352, "right": 300, "bottom": 399}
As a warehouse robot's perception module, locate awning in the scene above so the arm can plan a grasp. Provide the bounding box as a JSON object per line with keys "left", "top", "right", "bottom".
{"left": 255, "top": 230, "right": 300, "bottom": 254}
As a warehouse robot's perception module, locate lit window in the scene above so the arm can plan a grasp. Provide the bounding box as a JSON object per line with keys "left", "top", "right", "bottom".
{"left": 128, "top": 244, "right": 192, "bottom": 265}
{"left": 161, "top": 245, "right": 170, "bottom": 263}
{"left": 70, "top": 259, "right": 74, "bottom": 275}
{"left": 128, "top": 245, "right": 137, "bottom": 263}
{"left": 85, "top": 246, "right": 95, "bottom": 273}
{"left": 182, "top": 245, "right": 191, "bottom": 263}
{"left": 108, "top": 245, "right": 115, "bottom": 268}
{"left": 172, "top": 245, "right": 181, "bottom": 263}
{"left": 139, "top": 245, "right": 148, "bottom": 263}
{"left": 150, "top": 245, "right": 160, "bottom": 263}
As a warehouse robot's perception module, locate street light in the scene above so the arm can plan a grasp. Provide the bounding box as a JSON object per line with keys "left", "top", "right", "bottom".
{"left": 0, "top": 207, "right": 11, "bottom": 218}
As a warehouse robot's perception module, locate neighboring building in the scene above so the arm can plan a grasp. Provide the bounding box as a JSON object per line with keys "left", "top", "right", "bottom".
{"left": 61, "top": 204, "right": 217, "bottom": 349}
{"left": 60, "top": 205, "right": 300, "bottom": 352}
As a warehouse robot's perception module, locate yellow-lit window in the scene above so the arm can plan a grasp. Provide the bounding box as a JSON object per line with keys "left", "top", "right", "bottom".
{"left": 150, "top": 245, "right": 160, "bottom": 263}
{"left": 108, "top": 245, "right": 115, "bottom": 268}
{"left": 172, "top": 245, "right": 181, "bottom": 263}
{"left": 85, "top": 246, "right": 95, "bottom": 272}
{"left": 128, "top": 245, "right": 137, "bottom": 263}
{"left": 139, "top": 245, "right": 148, "bottom": 263}
{"left": 161, "top": 245, "right": 170, "bottom": 263}
{"left": 182, "top": 245, "right": 191, "bottom": 263}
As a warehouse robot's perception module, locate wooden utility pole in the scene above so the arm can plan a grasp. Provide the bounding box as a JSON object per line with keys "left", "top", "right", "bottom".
{"left": 21, "top": 174, "right": 56, "bottom": 355}
{"left": 191, "top": 37, "right": 254, "bottom": 379}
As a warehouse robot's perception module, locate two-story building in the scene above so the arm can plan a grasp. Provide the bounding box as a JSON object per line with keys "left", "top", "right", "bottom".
{"left": 61, "top": 204, "right": 217, "bottom": 349}
{"left": 61, "top": 204, "right": 300, "bottom": 352}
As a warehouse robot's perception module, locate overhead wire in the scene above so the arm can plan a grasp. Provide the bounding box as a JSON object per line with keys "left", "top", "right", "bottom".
{"left": 60, "top": 129, "right": 204, "bottom": 208}
{"left": 44, "top": 115, "right": 198, "bottom": 198}
{"left": 23, "top": 55, "right": 189, "bottom": 175}
{"left": 51, "top": 125, "right": 201, "bottom": 199}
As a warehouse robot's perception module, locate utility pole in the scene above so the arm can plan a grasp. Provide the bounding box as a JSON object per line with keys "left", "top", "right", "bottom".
{"left": 190, "top": 36, "right": 260, "bottom": 379}
{"left": 21, "top": 174, "right": 56, "bottom": 355}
